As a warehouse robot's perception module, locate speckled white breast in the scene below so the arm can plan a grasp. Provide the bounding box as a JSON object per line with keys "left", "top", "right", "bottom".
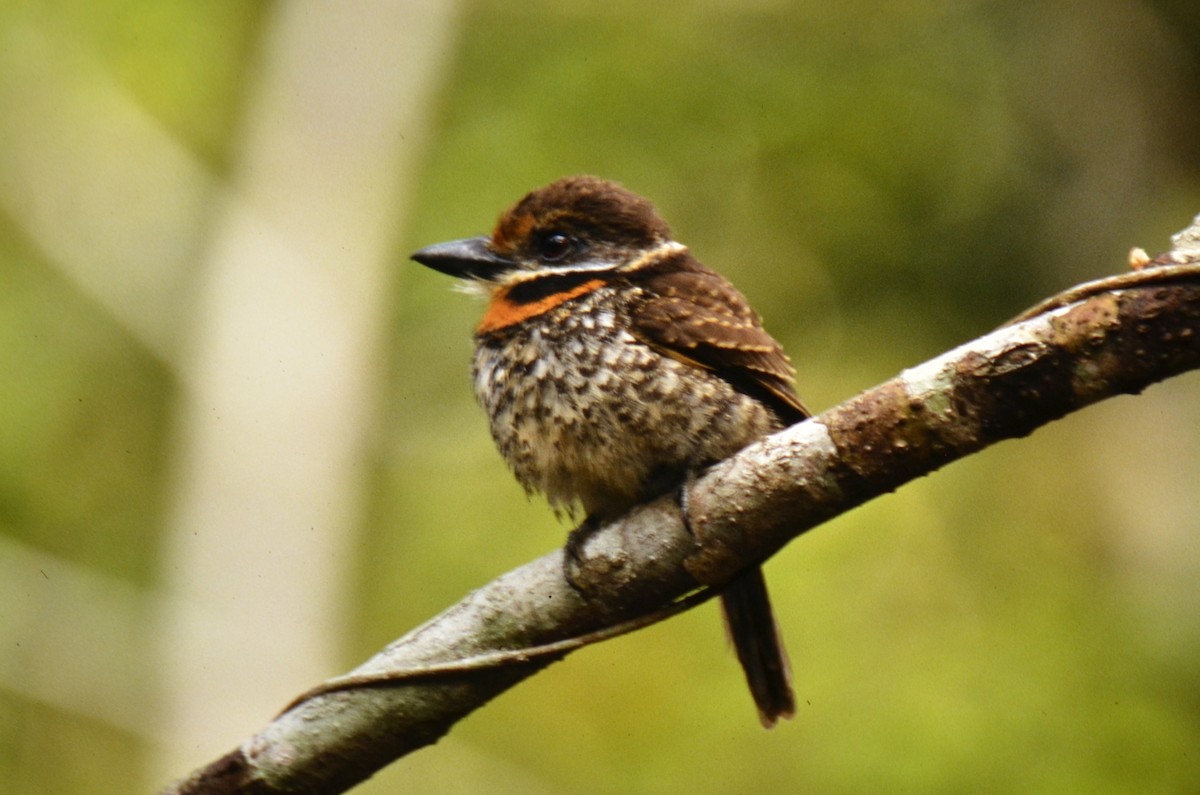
{"left": 472, "top": 287, "right": 775, "bottom": 517}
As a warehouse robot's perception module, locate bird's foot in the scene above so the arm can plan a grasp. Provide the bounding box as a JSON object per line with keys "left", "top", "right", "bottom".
{"left": 676, "top": 470, "right": 699, "bottom": 537}
{"left": 563, "top": 514, "right": 602, "bottom": 595}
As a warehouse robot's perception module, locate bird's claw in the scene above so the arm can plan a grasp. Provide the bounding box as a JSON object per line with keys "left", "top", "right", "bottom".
{"left": 562, "top": 515, "right": 601, "bottom": 595}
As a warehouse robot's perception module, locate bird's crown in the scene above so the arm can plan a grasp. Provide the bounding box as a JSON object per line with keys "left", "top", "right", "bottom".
{"left": 490, "top": 176, "right": 673, "bottom": 268}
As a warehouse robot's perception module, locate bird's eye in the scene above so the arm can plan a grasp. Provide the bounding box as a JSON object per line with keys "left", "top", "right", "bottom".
{"left": 536, "top": 231, "right": 575, "bottom": 262}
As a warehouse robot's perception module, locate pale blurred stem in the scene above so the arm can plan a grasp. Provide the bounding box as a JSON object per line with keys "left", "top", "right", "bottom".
{"left": 163, "top": 219, "right": 1200, "bottom": 795}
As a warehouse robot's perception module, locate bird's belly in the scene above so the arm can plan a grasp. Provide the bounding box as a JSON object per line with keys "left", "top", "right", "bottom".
{"left": 473, "top": 310, "right": 775, "bottom": 517}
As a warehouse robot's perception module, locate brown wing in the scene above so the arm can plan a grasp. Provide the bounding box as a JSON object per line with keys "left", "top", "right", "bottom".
{"left": 629, "top": 257, "right": 809, "bottom": 425}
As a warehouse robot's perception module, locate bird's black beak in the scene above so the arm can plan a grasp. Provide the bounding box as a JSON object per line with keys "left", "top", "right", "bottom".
{"left": 411, "top": 236, "right": 515, "bottom": 281}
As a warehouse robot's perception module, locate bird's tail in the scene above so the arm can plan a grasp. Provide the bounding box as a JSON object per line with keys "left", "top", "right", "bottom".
{"left": 719, "top": 567, "right": 795, "bottom": 727}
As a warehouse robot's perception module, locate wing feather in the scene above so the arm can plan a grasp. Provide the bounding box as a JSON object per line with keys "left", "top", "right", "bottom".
{"left": 629, "top": 257, "right": 809, "bottom": 425}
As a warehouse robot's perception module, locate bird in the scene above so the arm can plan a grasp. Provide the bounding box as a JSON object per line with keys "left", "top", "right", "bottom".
{"left": 411, "top": 175, "right": 806, "bottom": 727}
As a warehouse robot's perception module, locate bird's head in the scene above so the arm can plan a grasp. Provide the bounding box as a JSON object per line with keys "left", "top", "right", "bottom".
{"left": 411, "top": 176, "right": 676, "bottom": 286}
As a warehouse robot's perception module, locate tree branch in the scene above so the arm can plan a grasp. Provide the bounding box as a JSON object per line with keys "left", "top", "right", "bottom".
{"left": 162, "top": 214, "right": 1200, "bottom": 795}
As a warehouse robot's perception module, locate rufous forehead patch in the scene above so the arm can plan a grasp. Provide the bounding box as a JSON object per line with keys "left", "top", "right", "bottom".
{"left": 491, "top": 210, "right": 536, "bottom": 255}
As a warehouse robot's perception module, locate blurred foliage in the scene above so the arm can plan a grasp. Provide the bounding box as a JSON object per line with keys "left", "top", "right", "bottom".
{"left": 0, "top": 216, "right": 173, "bottom": 581}
{"left": 12, "top": 0, "right": 268, "bottom": 167}
{"left": 2, "top": 0, "right": 1199, "bottom": 793}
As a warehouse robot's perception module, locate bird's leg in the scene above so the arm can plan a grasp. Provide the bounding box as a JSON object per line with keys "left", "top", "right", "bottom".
{"left": 676, "top": 469, "right": 699, "bottom": 538}
{"left": 563, "top": 514, "right": 602, "bottom": 594}
{"left": 562, "top": 467, "right": 700, "bottom": 593}
{"left": 564, "top": 515, "right": 600, "bottom": 566}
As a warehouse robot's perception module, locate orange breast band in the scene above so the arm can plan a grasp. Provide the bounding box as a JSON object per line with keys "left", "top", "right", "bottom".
{"left": 477, "top": 278, "right": 605, "bottom": 335}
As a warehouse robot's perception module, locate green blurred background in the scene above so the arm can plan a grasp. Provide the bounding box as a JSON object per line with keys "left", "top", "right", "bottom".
{"left": 2, "top": 1, "right": 1199, "bottom": 793}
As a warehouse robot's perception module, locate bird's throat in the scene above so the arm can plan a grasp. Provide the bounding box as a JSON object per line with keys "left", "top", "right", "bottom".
{"left": 477, "top": 277, "right": 607, "bottom": 335}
